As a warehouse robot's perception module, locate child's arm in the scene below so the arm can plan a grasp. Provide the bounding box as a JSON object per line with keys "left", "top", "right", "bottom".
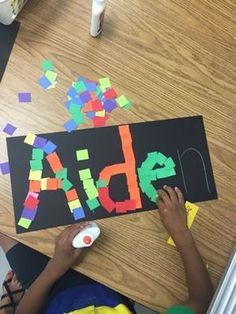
{"left": 157, "top": 186, "right": 214, "bottom": 314}
{"left": 15, "top": 222, "right": 89, "bottom": 314}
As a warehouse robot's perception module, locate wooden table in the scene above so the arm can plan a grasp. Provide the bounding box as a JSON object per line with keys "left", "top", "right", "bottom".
{"left": 0, "top": 0, "right": 235, "bottom": 312}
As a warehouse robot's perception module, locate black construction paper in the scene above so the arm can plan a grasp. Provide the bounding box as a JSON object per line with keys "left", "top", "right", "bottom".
{"left": 7, "top": 116, "right": 217, "bottom": 233}
{"left": 0, "top": 21, "right": 20, "bottom": 82}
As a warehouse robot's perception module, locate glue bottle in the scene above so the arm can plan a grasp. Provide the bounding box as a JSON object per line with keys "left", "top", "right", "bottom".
{"left": 72, "top": 222, "right": 101, "bottom": 248}
{"left": 90, "top": 0, "right": 107, "bottom": 37}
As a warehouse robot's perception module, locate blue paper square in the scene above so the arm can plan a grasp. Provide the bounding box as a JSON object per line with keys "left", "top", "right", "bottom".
{"left": 64, "top": 119, "right": 77, "bottom": 133}
{"left": 67, "top": 87, "right": 77, "bottom": 98}
{"left": 73, "top": 96, "right": 83, "bottom": 106}
{"left": 43, "top": 141, "right": 57, "bottom": 154}
{"left": 87, "top": 82, "right": 97, "bottom": 91}
{"left": 86, "top": 112, "right": 95, "bottom": 119}
{"left": 73, "top": 207, "right": 86, "bottom": 220}
{"left": 38, "top": 76, "right": 52, "bottom": 89}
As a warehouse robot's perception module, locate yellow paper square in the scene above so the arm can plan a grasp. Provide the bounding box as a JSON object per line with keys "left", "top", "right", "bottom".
{"left": 41, "top": 178, "right": 48, "bottom": 190}
{"left": 24, "top": 133, "right": 36, "bottom": 146}
{"left": 167, "top": 201, "right": 199, "bottom": 247}
{"left": 29, "top": 170, "right": 42, "bottom": 181}
{"left": 68, "top": 199, "right": 81, "bottom": 211}
{"left": 95, "top": 110, "right": 106, "bottom": 117}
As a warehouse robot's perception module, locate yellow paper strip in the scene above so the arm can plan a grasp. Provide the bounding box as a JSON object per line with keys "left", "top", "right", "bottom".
{"left": 167, "top": 201, "right": 199, "bottom": 247}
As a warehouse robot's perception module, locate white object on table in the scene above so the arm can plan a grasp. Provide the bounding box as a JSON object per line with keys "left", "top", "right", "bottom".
{"left": 72, "top": 222, "right": 101, "bottom": 248}
{"left": 90, "top": 0, "right": 107, "bottom": 37}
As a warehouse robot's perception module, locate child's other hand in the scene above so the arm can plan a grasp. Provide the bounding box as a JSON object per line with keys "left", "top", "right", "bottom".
{"left": 50, "top": 222, "right": 89, "bottom": 276}
{"left": 157, "top": 186, "right": 190, "bottom": 245}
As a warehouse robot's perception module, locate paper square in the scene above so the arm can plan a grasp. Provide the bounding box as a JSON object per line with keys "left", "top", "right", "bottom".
{"left": 43, "top": 141, "right": 57, "bottom": 154}
{"left": 41, "top": 59, "right": 54, "bottom": 71}
{"left": 24, "top": 133, "right": 36, "bottom": 146}
{"left": 73, "top": 207, "right": 86, "bottom": 220}
{"left": 79, "top": 169, "right": 91, "bottom": 180}
{"left": 80, "top": 91, "right": 91, "bottom": 103}
{"left": 38, "top": 76, "right": 52, "bottom": 89}
{"left": 76, "top": 149, "right": 89, "bottom": 161}
{"left": 32, "top": 148, "right": 44, "bottom": 160}
{"left": 3, "top": 123, "right": 17, "bottom": 136}
{"left": 33, "top": 136, "right": 47, "bottom": 149}
{"left": 18, "top": 217, "right": 32, "bottom": 229}
{"left": 0, "top": 162, "right": 10, "bottom": 175}
{"left": 64, "top": 120, "right": 77, "bottom": 133}
{"left": 18, "top": 92, "right": 31, "bottom": 103}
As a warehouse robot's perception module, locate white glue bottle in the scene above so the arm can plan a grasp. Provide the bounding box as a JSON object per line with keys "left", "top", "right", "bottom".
{"left": 90, "top": 0, "right": 107, "bottom": 37}
{"left": 72, "top": 223, "right": 101, "bottom": 248}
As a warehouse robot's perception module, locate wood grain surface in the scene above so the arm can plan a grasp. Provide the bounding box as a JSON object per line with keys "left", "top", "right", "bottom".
{"left": 0, "top": 0, "right": 235, "bottom": 312}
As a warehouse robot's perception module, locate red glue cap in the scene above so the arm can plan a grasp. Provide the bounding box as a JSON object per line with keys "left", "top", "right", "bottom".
{"left": 83, "top": 235, "right": 92, "bottom": 245}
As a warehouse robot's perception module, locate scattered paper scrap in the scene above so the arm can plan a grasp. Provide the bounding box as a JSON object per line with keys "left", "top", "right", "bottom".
{"left": 41, "top": 59, "right": 54, "bottom": 72}
{"left": 64, "top": 76, "right": 132, "bottom": 132}
{"left": 38, "top": 61, "right": 57, "bottom": 90}
{"left": 3, "top": 123, "right": 17, "bottom": 136}
{"left": 18, "top": 92, "right": 31, "bottom": 103}
{"left": 0, "top": 161, "right": 10, "bottom": 175}
{"left": 167, "top": 201, "right": 199, "bottom": 247}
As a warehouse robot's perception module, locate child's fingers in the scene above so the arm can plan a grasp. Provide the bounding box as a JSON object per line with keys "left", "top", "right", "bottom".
{"left": 174, "top": 187, "right": 185, "bottom": 205}
{"left": 158, "top": 189, "right": 171, "bottom": 205}
{"left": 156, "top": 198, "right": 165, "bottom": 211}
{"left": 163, "top": 185, "right": 178, "bottom": 202}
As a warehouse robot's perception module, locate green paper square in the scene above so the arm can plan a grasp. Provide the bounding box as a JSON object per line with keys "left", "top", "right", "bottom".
{"left": 72, "top": 111, "right": 84, "bottom": 124}
{"left": 124, "top": 100, "right": 133, "bottom": 110}
{"left": 164, "top": 157, "right": 176, "bottom": 169}
{"left": 99, "top": 77, "right": 111, "bottom": 89}
{"left": 86, "top": 187, "right": 98, "bottom": 199}
{"left": 32, "top": 148, "right": 44, "bottom": 160}
{"left": 86, "top": 198, "right": 100, "bottom": 211}
{"left": 156, "top": 152, "right": 167, "bottom": 166}
{"left": 61, "top": 179, "right": 73, "bottom": 191}
{"left": 116, "top": 95, "right": 129, "bottom": 107}
{"left": 96, "top": 179, "right": 107, "bottom": 188}
{"left": 79, "top": 169, "right": 91, "bottom": 181}
{"left": 30, "top": 159, "right": 43, "bottom": 170}
{"left": 56, "top": 168, "right": 68, "bottom": 179}
{"left": 74, "top": 81, "right": 87, "bottom": 93}
{"left": 18, "top": 217, "right": 31, "bottom": 229}
{"left": 156, "top": 167, "right": 176, "bottom": 179}
{"left": 83, "top": 179, "right": 95, "bottom": 189}
{"left": 76, "top": 149, "right": 89, "bottom": 161}
{"left": 69, "top": 103, "right": 81, "bottom": 115}
{"left": 41, "top": 59, "right": 54, "bottom": 71}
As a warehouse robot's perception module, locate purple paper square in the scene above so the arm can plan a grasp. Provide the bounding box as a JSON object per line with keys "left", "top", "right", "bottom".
{"left": 38, "top": 76, "right": 51, "bottom": 89}
{"left": 18, "top": 92, "right": 32, "bottom": 103}
{"left": 3, "top": 123, "right": 17, "bottom": 136}
{"left": 103, "top": 99, "right": 117, "bottom": 112}
{"left": 22, "top": 207, "right": 37, "bottom": 220}
{"left": 80, "top": 91, "right": 91, "bottom": 103}
{"left": 0, "top": 162, "right": 10, "bottom": 175}
{"left": 64, "top": 119, "right": 77, "bottom": 133}
{"left": 33, "top": 136, "right": 47, "bottom": 148}
{"left": 43, "top": 141, "right": 57, "bottom": 154}
{"left": 73, "top": 207, "right": 86, "bottom": 220}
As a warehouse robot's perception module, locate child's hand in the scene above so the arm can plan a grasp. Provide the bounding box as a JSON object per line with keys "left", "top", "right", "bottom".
{"left": 49, "top": 222, "right": 90, "bottom": 276}
{"left": 157, "top": 186, "right": 190, "bottom": 245}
